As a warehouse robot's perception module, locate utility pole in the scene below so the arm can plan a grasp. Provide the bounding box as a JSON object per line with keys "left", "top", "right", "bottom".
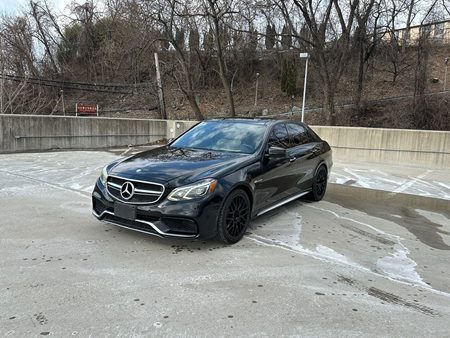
{"left": 154, "top": 52, "right": 166, "bottom": 119}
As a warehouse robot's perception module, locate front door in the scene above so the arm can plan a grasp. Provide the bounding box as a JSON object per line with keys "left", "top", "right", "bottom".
{"left": 253, "top": 123, "right": 298, "bottom": 212}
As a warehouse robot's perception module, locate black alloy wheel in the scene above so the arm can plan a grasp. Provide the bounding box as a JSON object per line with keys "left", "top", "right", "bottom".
{"left": 309, "top": 165, "right": 328, "bottom": 201}
{"left": 217, "top": 189, "right": 251, "bottom": 244}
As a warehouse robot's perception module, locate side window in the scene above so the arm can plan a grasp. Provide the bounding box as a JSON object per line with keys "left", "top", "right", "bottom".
{"left": 268, "top": 124, "right": 290, "bottom": 149}
{"left": 286, "top": 123, "right": 310, "bottom": 146}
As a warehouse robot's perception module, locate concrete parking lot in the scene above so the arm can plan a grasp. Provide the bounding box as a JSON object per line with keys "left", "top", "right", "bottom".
{"left": 1, "top": 150, "right": 449, "bottom": 337}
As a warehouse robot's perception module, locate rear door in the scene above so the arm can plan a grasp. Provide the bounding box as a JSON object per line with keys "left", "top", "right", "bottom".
{"left": 286, "top": 123, "right": 322, "bottom": 193}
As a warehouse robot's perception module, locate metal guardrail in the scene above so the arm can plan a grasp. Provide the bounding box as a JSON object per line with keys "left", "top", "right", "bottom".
{"left": 330, "top": 145, "right": 450, "bottom": 155}
{"left": 268, "top": 90, "right": 450, "bottom": 117}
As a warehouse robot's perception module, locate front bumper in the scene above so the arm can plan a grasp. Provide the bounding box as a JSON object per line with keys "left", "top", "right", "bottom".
{"left": 92, "top": 179, "right": 222, "bottom": 239}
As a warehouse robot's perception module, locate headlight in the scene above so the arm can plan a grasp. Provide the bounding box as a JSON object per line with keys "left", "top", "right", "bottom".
{"left": 99, "top": 166, "right": 108, "bottom": 185}
{"left": 167, "top": 179, "right": 217, "bottom": 201}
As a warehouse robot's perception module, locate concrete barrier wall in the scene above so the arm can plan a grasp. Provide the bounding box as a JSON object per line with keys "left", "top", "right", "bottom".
{"left": 166, "top": 120, "right": 198, "bottom": 139}
{"left": 312, "top": 126, "right": 450, "bottom": 169}
{"left": 0, "top": 114, "right": 172, "bottom": 153}
{"left": 1, "top": 115, "right": 448, "bottom": 169}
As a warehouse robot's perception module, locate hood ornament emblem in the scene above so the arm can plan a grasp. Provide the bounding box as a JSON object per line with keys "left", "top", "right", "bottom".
{"left": 120, "top": 181, "right": 135, "bottom": 200}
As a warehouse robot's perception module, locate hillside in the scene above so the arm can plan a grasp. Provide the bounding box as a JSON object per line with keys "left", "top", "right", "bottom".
{"left": 55, "top": 44, "right": 450, "bottom": 130}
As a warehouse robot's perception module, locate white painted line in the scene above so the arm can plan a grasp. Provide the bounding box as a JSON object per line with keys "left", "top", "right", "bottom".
{"left": 391, "top": 170, "right": 433, "bottom": 194}
{"left": 0, "top": 169, "right": 91, "bottom": 200}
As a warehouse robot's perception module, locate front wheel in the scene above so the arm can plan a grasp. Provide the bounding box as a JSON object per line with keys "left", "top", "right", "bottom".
{"left": 308, "top": 165, "right": 328, "bottom": 201}
{"left": 217, "top": 189, "right": 251, "bottom": 244}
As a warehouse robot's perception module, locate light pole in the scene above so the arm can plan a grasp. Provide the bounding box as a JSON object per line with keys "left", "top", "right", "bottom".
{"left": 254, "top": 72, "right": 260, "bottom": 106}
{"left": 60, "top": 89, "right": 65, "bottom": 116}
{"left": 299, "top": 52, "right": 310, "bottom": 122}
{"left": 0, "top": 35, "right": 3, "bottom": 115}
{"left": 444, "top": 57, "right": 449, "bottom": 91}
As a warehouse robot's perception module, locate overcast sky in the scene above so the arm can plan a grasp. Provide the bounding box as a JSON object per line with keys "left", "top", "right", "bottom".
{"left": 0, "top": 0, "right": 91, "bottom": 16}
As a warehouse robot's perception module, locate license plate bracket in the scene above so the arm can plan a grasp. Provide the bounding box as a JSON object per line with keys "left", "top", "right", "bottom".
{"left": 114, "top": 202, "right": 136, "bottom": 221}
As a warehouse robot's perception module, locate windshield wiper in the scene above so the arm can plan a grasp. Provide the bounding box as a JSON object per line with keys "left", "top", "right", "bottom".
{"left": 169, "top": 146, "right": 186, "bottom": 156}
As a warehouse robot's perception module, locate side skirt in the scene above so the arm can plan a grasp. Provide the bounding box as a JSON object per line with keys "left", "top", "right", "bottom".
{"left": 255, "top": 190, "right": 311, "bottom": 217}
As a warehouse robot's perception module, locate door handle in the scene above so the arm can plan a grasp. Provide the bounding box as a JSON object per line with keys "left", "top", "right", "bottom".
{"left": 289, "top": 157, "right": 297, "bottom": 163}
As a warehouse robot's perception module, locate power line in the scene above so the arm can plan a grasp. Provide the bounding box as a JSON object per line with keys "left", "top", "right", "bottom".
{"left": 0, "top": 73, "right": 155, "bottom": 94}
{"left": 0, "top": 73, "right": 153, "bottom": 88}
{"left": 0, "top": 73, "right": 152, "bottom": 89}
{"left": 0, "top": 75, "right": 131, "bottom": 94}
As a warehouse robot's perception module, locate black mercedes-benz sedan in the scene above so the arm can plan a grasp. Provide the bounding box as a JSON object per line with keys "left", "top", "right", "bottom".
{"left": 92, "top": 118, "right": 332, "bottom": 244}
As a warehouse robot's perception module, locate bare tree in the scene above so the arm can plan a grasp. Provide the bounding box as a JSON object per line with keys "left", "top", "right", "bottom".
{"left": 0, "top": 15, "right": 38, "bottom": 76}
{"left": 373, "top": 0, "right": 414, "bottom": 84}
{"left": 412, "top": 0, "right": 439, "bottom": 128}
{"left": 204, "top": 0, "right": 236, "bottom": 117}
{"left": 353, "top": 0, "right": 377, "bottom": 111}
{"left": 140, "top": 0, "right": 204, "bottom": 120}
{"left": 29, "top": 1, "right": 59, "bottom": 73}
{"left": 402, "top": 0, "right": 417, "bottom": 52}
{"left": 276, "top": 0, "right": 360, "bottom": 125}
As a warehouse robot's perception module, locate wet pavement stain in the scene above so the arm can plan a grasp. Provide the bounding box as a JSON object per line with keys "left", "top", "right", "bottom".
{"left": 326, "top": 190, "right": 450, "bottom": 250}
{"left": 398, "top": 207, "right": 450, "bottom": 250}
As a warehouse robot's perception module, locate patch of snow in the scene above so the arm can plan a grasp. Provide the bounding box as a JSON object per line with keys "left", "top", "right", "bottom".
{"left": 314, "top": 245, "right": 357, "bottom": 266}
{"left": 306, "top": 204, "right": 431, "bottom": 289}
{"left": 248, "top": 211, "right": 366, "bottom": 271}
{"left": 377, "top": 244, "right": 429, "bottom": 288}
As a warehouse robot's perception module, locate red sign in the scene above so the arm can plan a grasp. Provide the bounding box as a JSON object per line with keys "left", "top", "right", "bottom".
{"left": 76, "top": 103, "right": 98, "bottom": 116}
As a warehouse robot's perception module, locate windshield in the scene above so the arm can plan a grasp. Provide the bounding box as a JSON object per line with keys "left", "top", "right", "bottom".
{"left": 170, "top": 121, "right": 267, "bottom": 154}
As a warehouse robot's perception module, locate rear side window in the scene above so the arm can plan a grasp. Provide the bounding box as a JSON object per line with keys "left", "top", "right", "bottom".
{"left": 268, "top": 124, "right": 290, "bottom": 149}
{"left": 286, "top": 123, "right": 310, "bottom": 146}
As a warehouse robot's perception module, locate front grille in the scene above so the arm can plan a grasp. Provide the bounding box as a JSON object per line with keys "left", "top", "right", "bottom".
{"left": 106, "top": 175, "right": 165, "bottom": 204}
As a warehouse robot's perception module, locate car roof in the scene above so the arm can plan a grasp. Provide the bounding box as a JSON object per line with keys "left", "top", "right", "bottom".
{"left": 206, "top": 118, "right": 298, "bottom": 126}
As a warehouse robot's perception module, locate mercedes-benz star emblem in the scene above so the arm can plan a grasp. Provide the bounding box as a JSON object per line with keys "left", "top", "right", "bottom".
{"left": 120, "top": 182, "right": 135, "bottom": 200}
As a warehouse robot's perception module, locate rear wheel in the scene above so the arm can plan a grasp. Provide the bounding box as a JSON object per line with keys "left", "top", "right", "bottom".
{"left": 308, "top": 165, "right": 328, "bottom": 201}
{"left": 217, "top": 189, "right": 251, "bottom": 244}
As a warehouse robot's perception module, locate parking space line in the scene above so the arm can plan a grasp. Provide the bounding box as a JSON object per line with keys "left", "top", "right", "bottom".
{"left": 392, "top": 170, "right": 433, "bottom": 194}
{"left": 0, "top": 169, "right": 91, "bottom": 199}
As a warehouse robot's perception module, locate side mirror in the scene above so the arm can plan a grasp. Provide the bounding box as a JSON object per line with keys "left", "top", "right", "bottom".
{"left": 267, "top": 146, "right": 287, "bottom": 158}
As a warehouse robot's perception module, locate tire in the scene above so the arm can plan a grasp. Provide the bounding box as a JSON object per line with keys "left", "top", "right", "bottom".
{"left": 307, "top": 165, "right": 328, "bottom": 201}
{"left": 217, "top": 189, "right": 251, "bottom": 244}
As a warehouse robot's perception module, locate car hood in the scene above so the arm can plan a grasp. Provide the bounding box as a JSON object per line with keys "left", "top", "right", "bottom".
{"left": 108, "top": 146, "right": 254, "bottom": 186}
